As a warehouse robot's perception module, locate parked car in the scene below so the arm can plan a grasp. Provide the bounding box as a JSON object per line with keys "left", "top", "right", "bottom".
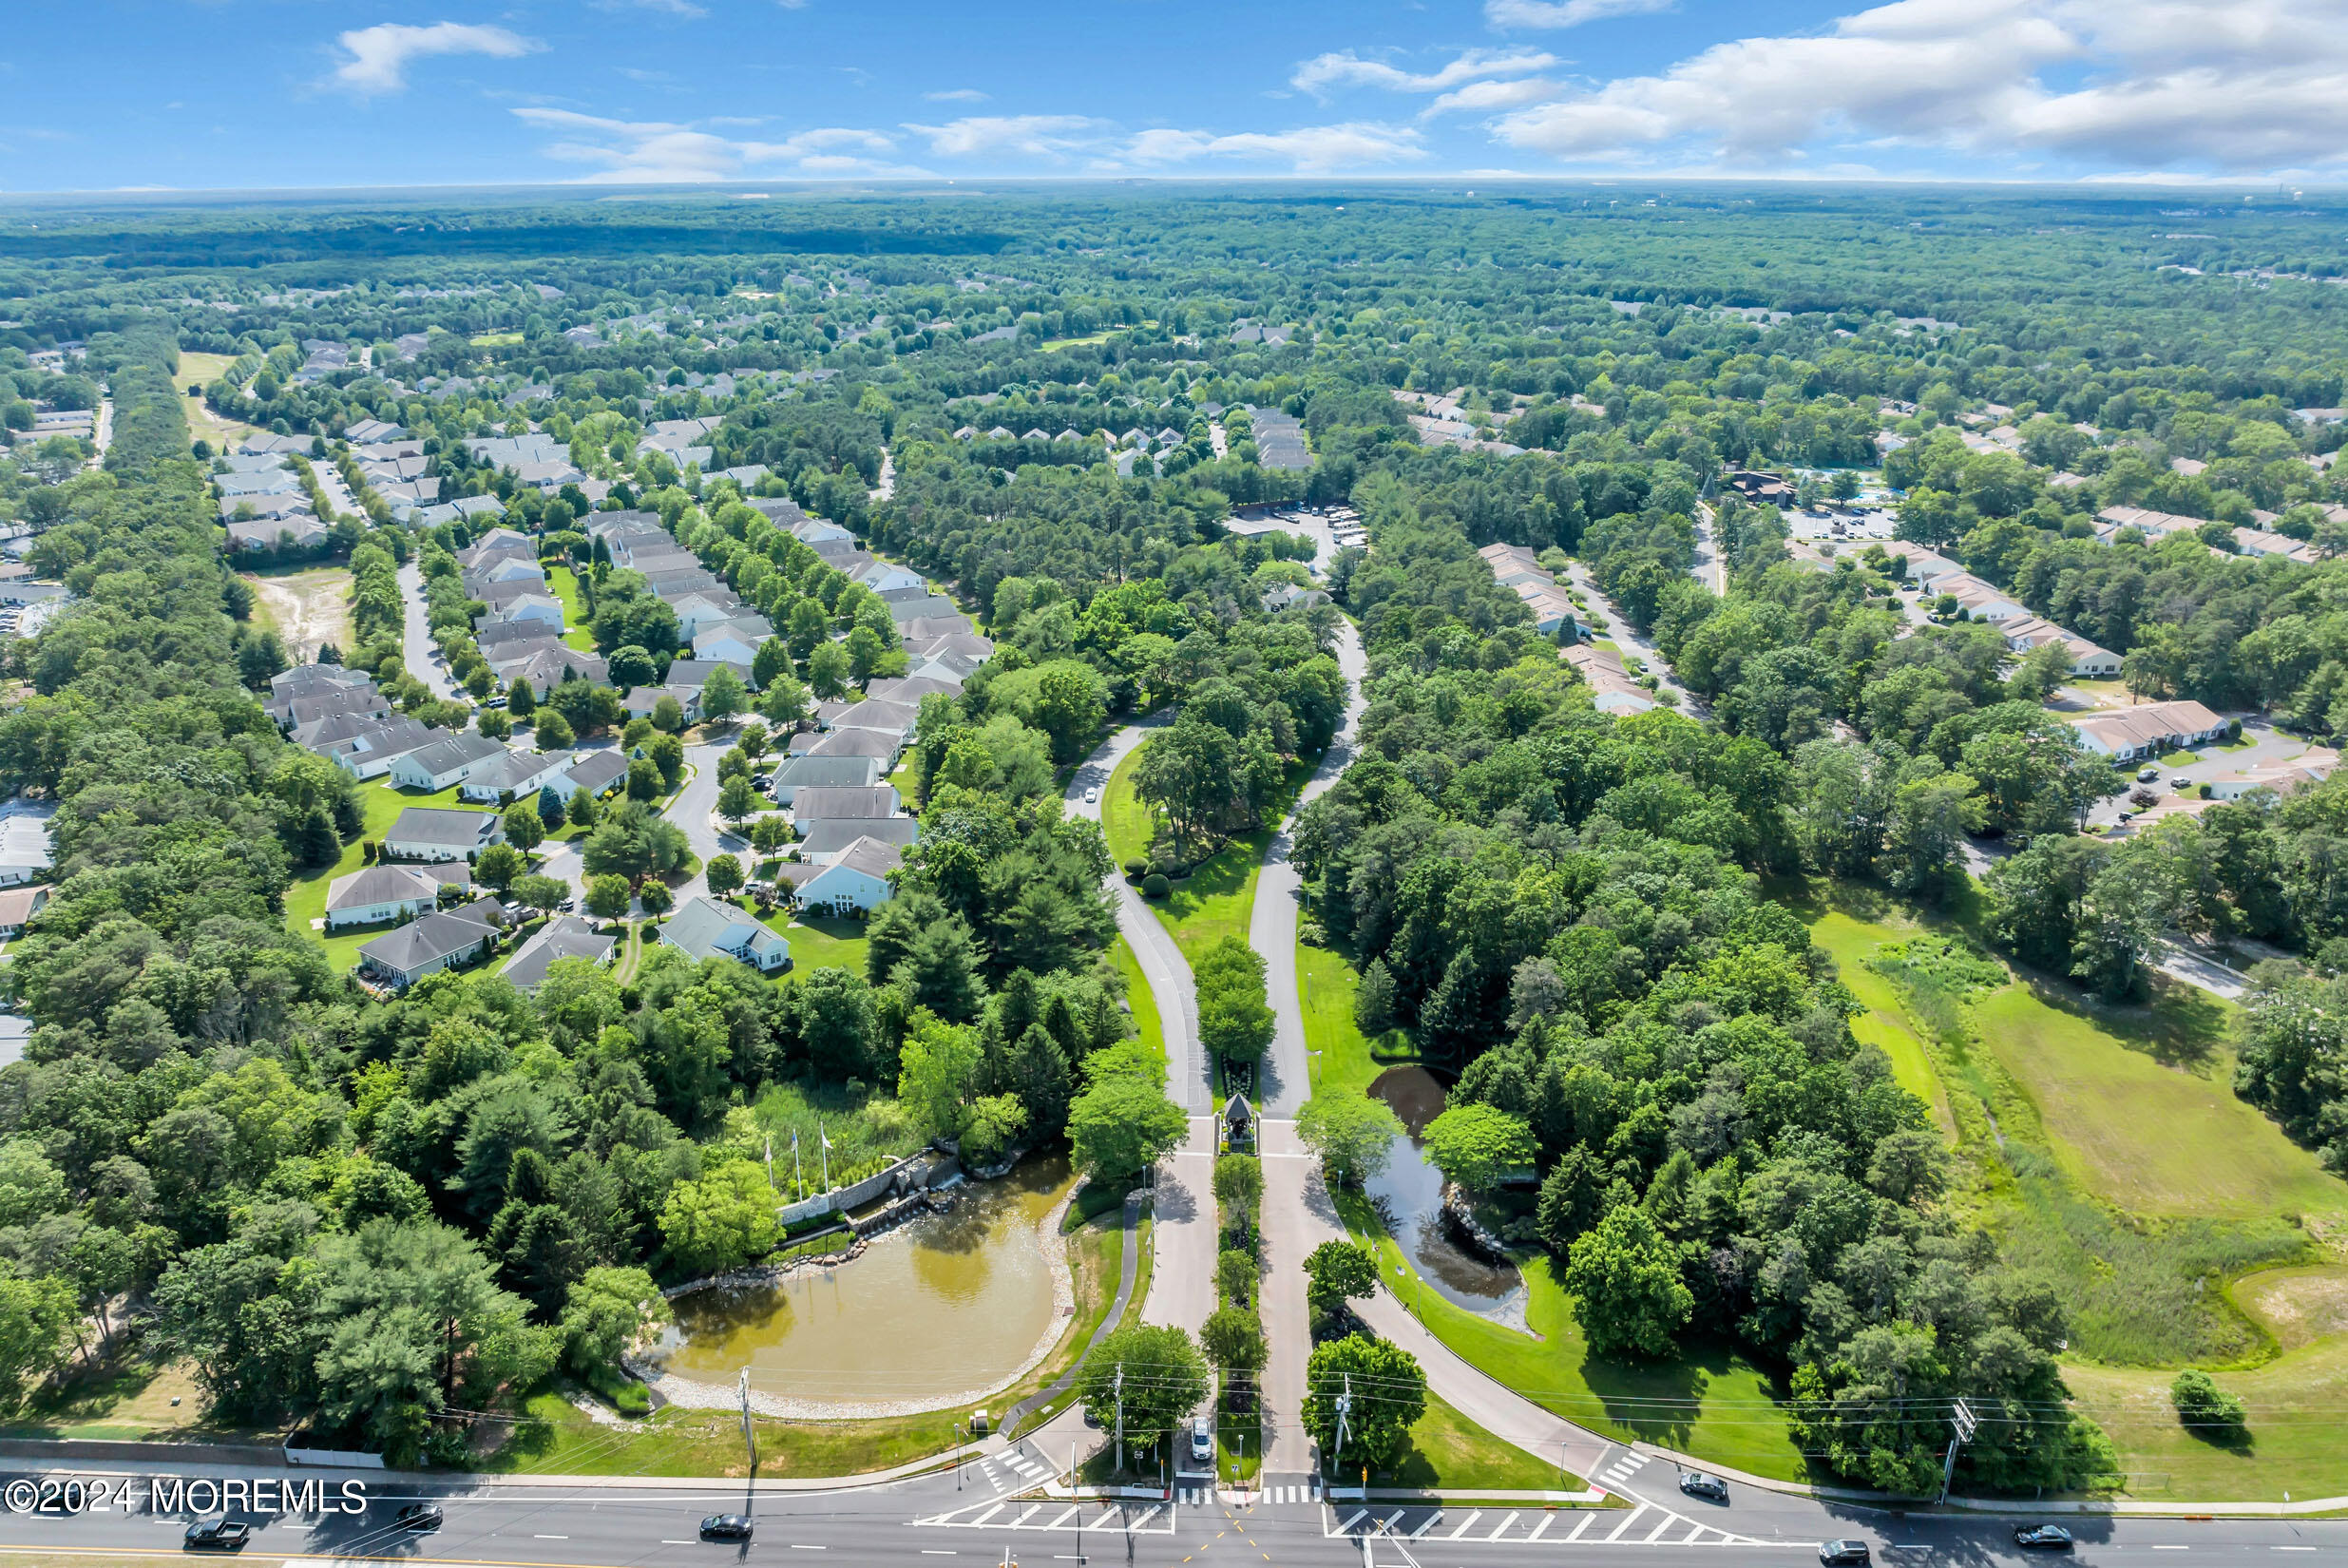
{"left": 1189, "top": 1418, "right": 1213, "bottom": 1465}
{"left": 1676, "top": 1471, "right": 1728, "bottom": 1501}
{"left": 2136, "top": 765, "right": 2160, "bottom": 782}
{"left": 700, "top": 1515, "right": 754, "bottom": 1541}
{"left": 2171, "top": 775, "right": 2191, "bottom": 790}
{"left": 394, "top": 1503, "right": 443, "bottom": 1532}
{"left": 2014, "top": 1525, "right": 2074, "bottom": 1551}
{"left": 1819, "top": 1542, "right": 1871, "bottom": 1566}
{"left": 183, "top": 1517, "right": 252, "bottom": 1551}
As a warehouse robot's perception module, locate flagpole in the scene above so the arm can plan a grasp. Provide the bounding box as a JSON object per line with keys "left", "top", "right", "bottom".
{"left": 792, "top": 1130, "right": 803, "bottom": 1197}
{"left": 765, "top": 1133, "right": 774, "bottom": 1192}
{"left": 819, "top": 1118, "right": 831, "bottom": 1193}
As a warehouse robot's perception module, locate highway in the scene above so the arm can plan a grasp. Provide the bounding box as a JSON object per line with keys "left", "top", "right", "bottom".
{"left": 0, "top": 1454, "right": 2337, "bottom": 1568}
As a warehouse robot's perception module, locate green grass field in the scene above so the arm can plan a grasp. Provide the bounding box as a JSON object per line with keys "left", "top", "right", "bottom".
{"left": 1111, "top": 934, "right": 1166, "bottom": 1071}
{"left": 545, "top": 564, "right": 598, "bottom": 654}
{"left": 1369, "top": 1395, "right": 1599, "bottom": 1494}
{"left": 1335, "top": 1191, "right": 1805, "bottom": 1481}
{"left": 754, "top": 908, "right": 869, "bottom": 978}
{"left": 1804, "top": 908, "right": 1951, "bottom": 1129}
{"left": 1100, "top": 744, "right": 1151, "bottom": 869}
{"left": 1297, "top": 939, "right": 1420, "bottom": 1099}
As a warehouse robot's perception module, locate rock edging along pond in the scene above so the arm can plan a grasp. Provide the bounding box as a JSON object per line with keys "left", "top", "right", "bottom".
{"left": 628, "top": 1171, "right": 1081, "bottom": 1422}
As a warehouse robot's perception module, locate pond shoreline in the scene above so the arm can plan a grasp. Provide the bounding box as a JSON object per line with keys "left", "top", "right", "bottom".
{"left": 627, "top": 1178, "right": 1080, "bottom": 1422}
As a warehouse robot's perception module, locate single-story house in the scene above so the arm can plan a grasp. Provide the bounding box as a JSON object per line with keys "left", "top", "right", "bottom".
{"left": 888, "top": 595, "right": 964, "bottom": 626}
{"left": 790, "top": 785, "right": 903, "bottom": 824}
{"left": 667, "top": 593, "right": 750, "bottom": 641}
{"left": 783, "top": 836, "right": 901, "bottom": 917}
{"left": 357, "top": 902, "right": 507, "bottom": 989}
{"left": 2233, "top": 526, "right": 2319, "bottom": 564}
{"left": 226, "top": 517, "right": 328, "bottom": 552}
{"left": 463, "top": 556, "right": 546, "bottom": 589}
{"left": 459, "top": 749, "right": 579, "bottom": 805}
{"left": 795, "top": 727, "right": 904, "bottom": 763}
{"left": 318, "top": 717, "right": 445, "bottom": 779}
{"left": 502, "top": 915, "right": 618, "bottom": 991}
{"left": 1936, "top": 575, "right": 2029, "bottom": 622}
{"left": 692, "top": 621, "right": 772, "bottom": 668}
{"left": 1996, "top": 616, "right": 2123, "bottom": 679}
{"left": 660, "top": 896, "right": 792, "bottom": 973}
{"left": 1563, "top": 643, "right": 1658, "bottom": 717}
{"left": 620, "top": 684, "right": 704, "bottom": 723}
{"left": 2207, "top": 756, "right": 2338, "bottom": 802}
{"left": 863, "top": 675, "right": 963, "bottom": 706}
{"left": 384, "top": 806, "right": 504, "bottom": 862}
{"left": 794, "top": 815, "right": 921, "bottom": 864}
{"left": 391, "top": 733, "right": 511, "bottom": 793}
{"left": 903, "top": 617, "right": 980, "bottom": 646}
{"left": 819, "top": 698, "right": 920, "bottom": 737}
{"left": 0, "top": 809, "right": 53, "bottom": 889}
{"left": 559, "top": 749, "right": 630, "bottom": 800}
{"left": 271, "top": 685, "right": 391, "bottom": 732}
{"left": 0, "top": 885, "right": 48, "bottom": 938}
{"left": 491, "top": 643, "right": 612, "bottom": 691}
{"left": 769, "top": 754, "right": 886, "bottom": 805}
{"left": 2067, "top": 700, "right": 2231, "bottom": 761}
{"left": 324, "top": 863, "right": 469, "bottom": 930}
{"left": 662, "top": 658, "right": 754, "bottom": 693}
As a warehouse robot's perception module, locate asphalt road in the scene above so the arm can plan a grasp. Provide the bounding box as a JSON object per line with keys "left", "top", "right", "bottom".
{"left": 0, "top": 1459, "right": 2336, "bottom": 1568}
{"left": 396, "top": 561, "right": 462, "bottom": 702}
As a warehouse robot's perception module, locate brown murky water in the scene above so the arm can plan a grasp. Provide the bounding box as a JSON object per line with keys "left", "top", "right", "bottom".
{"left": 1365, "top": 1066, "right": 1526, "bottom": 1320}
{"left": 655, "top": 1157, "right": 1075, "bottom": 1404}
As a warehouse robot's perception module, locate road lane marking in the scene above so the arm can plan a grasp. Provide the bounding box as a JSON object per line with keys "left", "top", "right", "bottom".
{"left": 1446, "top": 1511, "right": 1482, "bottom": 1539}
{"left": 1010, "top": 1506, "right": 1041, "bottom": 1528}
{"left": 1566, "top": 1512, "right": 1594, "bottom": 1542}
{"left": 922, "top": 1552, "right": 958, "bottom": 1556}
{"left": 790, "top": 1544, "right": 827, "bottom": 1551}
{"left": 534, "top": 1535, "right": 569, "bottom": 1540}
{"left": 1410, "top": 1512, "right": 1442, "bottom": 1539}
{"left": 1487, "top": 1514, "right": 1519, "bottom": 1539}
{"left": 1129, "top": 1505, "right": 1163, "bottom": 1530}
{"left": 1604, "top": 1504, "right": 1648, "bottom": 1542}
{"left": 1045, "top": 1507, "right": 1078, "bottom": 1529}
{"left": 1528, "top": 1515, "right": 1555, "bottom": 1542}
{"left": 1336, "top": 1510, "right": 1365, "bottom": 1533}
{"left": 971, "top": 1504, "right": 1005, "bottom": 1527}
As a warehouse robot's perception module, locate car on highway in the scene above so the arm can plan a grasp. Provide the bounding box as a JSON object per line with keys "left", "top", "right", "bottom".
{"left": 394, "top": 1503, "right": 443, "bottom": 1532}
{"left": 1190, "top": 1418, "right": 1213, "bottom": 1465}
{"left": 1819, "top": 1541, "right": 1870, "bottom": 1566}
{"left": 701, "top": 1515, "right": 754, "bottom": 1541}
{"left": 183, "top": 1517, "right": 252, "bottom": 1551}
{"left": 1676, "top": 1470, "right": 1728, "bottom": 1501}
{"left": 2014, "top": 1525, "right": 2074, "bottom": 1551}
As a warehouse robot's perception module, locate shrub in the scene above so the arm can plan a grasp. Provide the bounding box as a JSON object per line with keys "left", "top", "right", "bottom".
{"left": 1121, "top": 858, "right": 1147, "bottom": 880}
{"left": 2170, "top": 1369, "right": 2247, "bottom": 1440}
{"left": 1217, "top": 1248, "right": 1255, "bottom": 1306}
{"left": 1141, "top": 872, "right": 1170, "bottom": 899}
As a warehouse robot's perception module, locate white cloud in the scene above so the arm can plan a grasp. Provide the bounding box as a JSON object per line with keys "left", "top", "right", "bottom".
{"left": 1120, "top": 122, "right": 1428, "bottom": 172}
{"left": 331, "top": 22, "right": 538, "bottom": 95}
{"left": 513, "top": 107, "right": 914, "bottom": 182}
{"left": 1291, "top": 47, "right": 1557, "bottom": 98}
{"left": 924, "top": 88, "right": 989, "bottom": 103}
{"left": 902, "top": 115, "right": 1099, "bottom": 159}
{"left": 1426, "top": 77, "right": 1565, "bottom": 116}
{"left": 1487, "top": 0, "right": 2348, "bottom": 174}
{"left": 1485, "top": 0, "right": 1674, "bottom": 28}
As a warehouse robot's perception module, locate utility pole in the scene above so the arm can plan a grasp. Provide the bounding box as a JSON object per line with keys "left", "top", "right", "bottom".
{"left": 1938, "top": 1398, "right": 1977, "bottom": 1503}
{"left": 1113, "top": 1364, "right": 1126, "bottom": 1477}
{"left": 1329, "top": 1372, "right": 1352, "bottom": 1486}
{"left": 738, "top": 1367, "right": 758, "bottom": 1477}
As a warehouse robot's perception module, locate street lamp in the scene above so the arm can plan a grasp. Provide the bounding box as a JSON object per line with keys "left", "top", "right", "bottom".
{"left": 1308, "top": 1049, "right": 1322, "bottom": 1091}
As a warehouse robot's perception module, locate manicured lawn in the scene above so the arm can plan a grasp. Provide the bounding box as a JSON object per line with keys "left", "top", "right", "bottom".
{"left": 1971, "top": 982, "right": 2347, "bottom": 1222}
{"left": 545, "top": 564, "right": 598, "bottom": 654}
{"left": 2065, "top": 1328, "right": 2348, "bottom": 1501}
{"left": 1369, "top": 1394, "right": 1597, "bottom": 1494}
{"left": 1111, "top": 934, "right": 1166, "bottom": 1071}
{"left": 755, "top": 907, "right": 869, "bottom": 978}
{"left": 1120, "top": 751, "right": 1313, "bottom": 967}
{"left": 1334, "top": 1190, "right": 1805, "bottom": 1482}
{"left": 1100, "top": 744, "right": 1151, "bottom": 869}
{"left": 1297, "top": 940, "right": 1420, "bottom": 1100}
{"left": 284, "top": 777, "right": 478, "bottom": 966}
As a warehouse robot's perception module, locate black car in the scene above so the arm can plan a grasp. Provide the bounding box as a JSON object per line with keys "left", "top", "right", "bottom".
{"left": 701, "top": 1515, "right": 754, "bottom": 1541}
{"left": 395, "top": 1503, "right": 444, "bottom": 1532}
{"left": 2015, "top": 1525, "right": 2075, "bottom": 1551}
{"left": 1677, "top": 1471, "right": 1728, "bottom": 1501}
{"left": 183, "top": 1517, "right": 252, "bottom": 1552}
{"left": 1820, "top": 1541, "right": 1871, "bottom": 1566}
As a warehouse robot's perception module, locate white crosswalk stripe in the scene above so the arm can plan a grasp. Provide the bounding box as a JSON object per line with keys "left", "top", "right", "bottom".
{"left": 909, "top": 1499, "right": 1176, "bottom": 1536}
{"left": 1319, "top": 1501, "right": 1771, "bottom": 1549}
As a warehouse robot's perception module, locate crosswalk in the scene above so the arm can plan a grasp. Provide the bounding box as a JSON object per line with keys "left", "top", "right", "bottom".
{"left": 967, "top": 1444, "right": 1057, "bottom": 1497}
{"left": 1596, "top": 1450, "right": 1654, "bottom": 1495}
{"left": 910, "top": 1500, "right": 1175, "bottom": 1536}
{"left": 1324, "top": 1502, "right": 1770, "bottom": 1550}
{"left": 1170, "top": 1482, "right": 1318, "bottom": 1505}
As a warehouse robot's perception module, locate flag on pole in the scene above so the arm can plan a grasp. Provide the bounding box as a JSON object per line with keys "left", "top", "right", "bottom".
{"left": 817, "top": 1118, "right": 832, "bottom": 1192}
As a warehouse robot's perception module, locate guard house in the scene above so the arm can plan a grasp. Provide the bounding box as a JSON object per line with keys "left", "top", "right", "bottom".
{"left": 1222, "top": 1091, "right": 1254, "bottom": 1150}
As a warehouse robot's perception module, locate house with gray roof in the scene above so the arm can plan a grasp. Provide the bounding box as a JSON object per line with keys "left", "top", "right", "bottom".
{"left": 312, "top": 716, "right": 442, "bottom": 779}
{"left": 324, "top": 863, "right": 469, "bottom": 929}
{"left": 790, "top": 785, "right": 903, "bottom": 825}
{"left": 502, "top": 915, "right": 617, "bottom": 991}
{"left": 794, "top": 816, "right": 920, "bottom": 864}
{"left": 558, "top": 749, "right": 629, "bottom": 800}
{"left": 769, "top": 754, "right": 883, "bottom": 805}
{"left": 783, "top": 835, "right": 902, "bottom": 917}
{"left": 660, "top": 896, "right": 792, "bottom": 974}
{"left": 384, "top": 806, "right": 503, "bottom": 862}
{"left": 458, "top": 749, "right": 579, "bottom": 805}
{"left": 391, "top": 733, "right": 511, "bottom": 794}
{"left": 357, "top": 903, "right": 506, "bottom": 989}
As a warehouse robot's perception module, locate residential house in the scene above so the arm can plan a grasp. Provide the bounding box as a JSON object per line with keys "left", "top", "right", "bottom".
{"left": 357, "top": 902, "right": 506, "bottom": 989}
{"left": 384, "top": 806, "right": 504, "bottom": 862}
{"left": 489, "top": 641, "right": 610, "bottom": 691}
{"left": 794, "top": 816, "right": 921, "bottom": 863}
{"left": 798, "top": 728, "right": 904, "bottom": 763}
{"left": 1995, "top": 616, "right": 2123, "bottom": 679}
{"left": 784, "top": 836, "right": 901, "bottom": 917}
{"left": 660, "top": 896, "right": 792, "bottom": 973}
{"left": 2095, "top": 506, "right": 2209, "bottom": 544}
{"left": 226, "top": 517, "right": 328, "bottom": 552}
{"left": 888, "top": 595, "right": 964, "bottom": 626}
{"left": 0, "top": 809, "right": 53, "bottom": 889}
{"left": 620, "top": 684, "right": 704, "bottom": 723}
{"left": 324, "top": 863, "right": 468, "bottom": 930}
{"left": 667, "top": 593, "right": 749, "bottom": 642}
{"left": 2207, "top": 755, "right": 2338, "bottom": 801}
{"left": 769, "top": 754, "right": 884, "bottom": 806}
{"left": 2066, "top": 700, "right": 2231, "bottom": 760}
{"left": 0, "top": 886, "right": 48, "bottom": 939}
{"left": 788, "top": 785, "right": 903, "bottom": 825}
{"left": 1563, "top": 643, "right": 1658, "bottom": 716}
{"left": 390, "top": 733, "right": 510, "bottom": 793}
{"left": 557, "top": 749, "right": 629, "bottom": 800}
{"left": 820, "top": 698, "right": 919, "bottom": 737}
{"left": 1936, "top": 575, "right": 2029, "bottom": 622}
{"left": 662, "top": 658, "right": 754, "bottom": 694}
{"left": 502, "top": 915, "right": 618, "bottom": 991}
{"left": 692, "top": 619, "right": 773, "bottom": 668}
{"left": 902, "top": 616, "right": 979, "bottom": 644}
{"left": 864, "top": 676, "right": 963, "bottom": 706}
{"left": 2233, "top": 526, "right": 2319, "bottom": 564}
{"left": 459, "top": 749, "right": 579, "bottom": 805}
{"left": 312, "top": 716, "right": 442, "bottom": 779}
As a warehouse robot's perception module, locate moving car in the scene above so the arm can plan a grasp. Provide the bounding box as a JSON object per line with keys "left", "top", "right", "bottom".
{"left": 183, "top": 1517, "right": 252, "bottom": 1551}
{"left": 1676, "top": 1470, "right": 1728, "bottom": 1501}
{"left": 1083, "top": 787, "right": 1099, "bottom": 805}
{"left": 1190, "top": 1418, "right": 1214, "bottom": 1464}
{"left": 1819, "top": 1542, "right": 1871, "bottom": 1566}
{"left": 2136, "top": 765, "right": 2160, "bottom": 782}
{"left": 394, "top": 1503, "right": 443, "bottom": 1532}
{"left": 700, "top": 1515, "right": 754, "bottom": 1541}
{"left": 2014, "top": 1525, "right": 2075, "bottom": 1551}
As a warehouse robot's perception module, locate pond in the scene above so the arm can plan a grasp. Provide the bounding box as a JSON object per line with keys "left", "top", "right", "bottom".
{"left": 649, "top": 1156, "right": 1075, "bottom": 1407}
{"left": 1365, "top": 1066, "right": 1527, "bottom": 1327}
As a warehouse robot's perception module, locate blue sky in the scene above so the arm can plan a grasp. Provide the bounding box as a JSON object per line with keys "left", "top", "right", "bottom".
{"left": 1, "top": 0, "right": 2342, "bottom": 191}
